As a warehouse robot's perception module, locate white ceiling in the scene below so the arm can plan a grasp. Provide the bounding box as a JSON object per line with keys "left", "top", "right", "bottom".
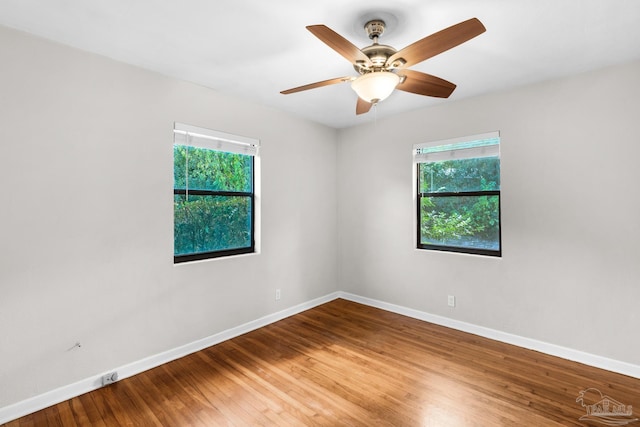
{"left": 1, "top": 0, "right": 639, "bottom": 129}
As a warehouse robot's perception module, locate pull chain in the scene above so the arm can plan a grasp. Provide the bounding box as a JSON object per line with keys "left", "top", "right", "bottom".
{"left": 374, "top": 103, "right": 378, "bottom": 129}
{"left": 185, "top": 134, "right": 190, "bottom": 202}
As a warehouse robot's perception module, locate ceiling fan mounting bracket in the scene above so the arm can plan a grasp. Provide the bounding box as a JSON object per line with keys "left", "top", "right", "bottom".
{"left": 364, "top": 20, "right": 386, "bottom": 40}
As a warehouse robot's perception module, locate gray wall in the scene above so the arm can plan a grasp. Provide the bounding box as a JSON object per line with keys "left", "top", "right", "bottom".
{"left": 338, "top": 59, "right": 640, "bottom": 366}
{"left": 2, "top": 21, "right": 639, "bottom": 411}
{"left": 0, "top": 25, "right": 338, "bottom": 407}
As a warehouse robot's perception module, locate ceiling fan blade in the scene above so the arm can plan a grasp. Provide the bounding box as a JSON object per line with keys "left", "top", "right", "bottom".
{"left": 387, "top": 18, "right": 486, "bottom": 69}
{"left": 307, "top": 25, "right": 372, "bottom": 67}
{"left": 396, "top": 70, "right": 457, "bottom": 98}
{"left": 281, "top": 76, "right": 354, "bottom": 94}
{"left": 356, "top": 97, "right": 373, "bottom": 115}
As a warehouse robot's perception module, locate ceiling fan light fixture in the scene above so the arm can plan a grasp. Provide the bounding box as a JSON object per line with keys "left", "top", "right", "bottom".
{"left": 283, "top": 18, "right": 486, "bottom": 114}
{"left": 351, "top": 71, "right": 400, "bottom": 104}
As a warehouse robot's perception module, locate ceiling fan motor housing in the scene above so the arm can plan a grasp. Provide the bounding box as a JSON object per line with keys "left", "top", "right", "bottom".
{"left": 354, "top": 44, "right": 397, "bottom": 74}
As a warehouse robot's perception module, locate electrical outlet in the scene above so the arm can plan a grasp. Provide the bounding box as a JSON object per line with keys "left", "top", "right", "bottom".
{"left": 101, "top": 371, "right": 118, "bottom": 386}
{"left": 447, "top": 295, "right": 456, "bottom": 307}
{"left": 275, "top": 289, "right": 281, "bottom": 301}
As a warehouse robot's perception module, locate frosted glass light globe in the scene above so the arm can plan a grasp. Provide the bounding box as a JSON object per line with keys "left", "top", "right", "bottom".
{"left": 351, "top": 72, "right": 400, "bottom": 103}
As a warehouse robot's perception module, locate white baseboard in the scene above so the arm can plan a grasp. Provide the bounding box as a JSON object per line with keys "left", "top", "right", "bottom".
{"left": 2, "top": 290, "right": 639, "bottom": 424}
{"left": 337, "top": 291, "right": 640, "bottom": 380}
{"left": 0, "top": 292, "right": 341, "bottom": 425}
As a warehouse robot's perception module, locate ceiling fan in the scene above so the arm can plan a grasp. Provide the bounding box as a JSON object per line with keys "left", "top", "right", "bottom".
{"left": 281, "top": 17, "right": 486, "bottom": 115}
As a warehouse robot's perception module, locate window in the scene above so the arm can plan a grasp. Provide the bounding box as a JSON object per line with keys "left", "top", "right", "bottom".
{"left": 415, "top": 132, "right": 501, "bottom": 257}
{"left": 173, "top": 123, "right": 259, "bottom": 263}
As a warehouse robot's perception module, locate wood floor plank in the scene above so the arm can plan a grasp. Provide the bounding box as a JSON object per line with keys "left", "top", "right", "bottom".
{"left": 5, "top": 299, "right": 640, "bottom": 426}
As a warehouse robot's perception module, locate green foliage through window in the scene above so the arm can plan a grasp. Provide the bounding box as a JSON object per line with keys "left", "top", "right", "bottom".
{"left": 174, "top": 144, "right": 254, "bottom": 262}
{"left": 174, "top": 145, "right": 252, "bottom": 193}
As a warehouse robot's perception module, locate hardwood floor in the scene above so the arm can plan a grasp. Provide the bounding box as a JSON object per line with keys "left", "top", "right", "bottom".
{"left": 5, "top": 299, "right": 640, "bottom": 426}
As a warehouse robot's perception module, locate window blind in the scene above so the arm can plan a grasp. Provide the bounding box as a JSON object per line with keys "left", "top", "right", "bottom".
{"left": 174, "top": 122, "right": 259, "bottom": 156}
{"left": 414, "top": 131, "right": 499, "bottom": 163}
